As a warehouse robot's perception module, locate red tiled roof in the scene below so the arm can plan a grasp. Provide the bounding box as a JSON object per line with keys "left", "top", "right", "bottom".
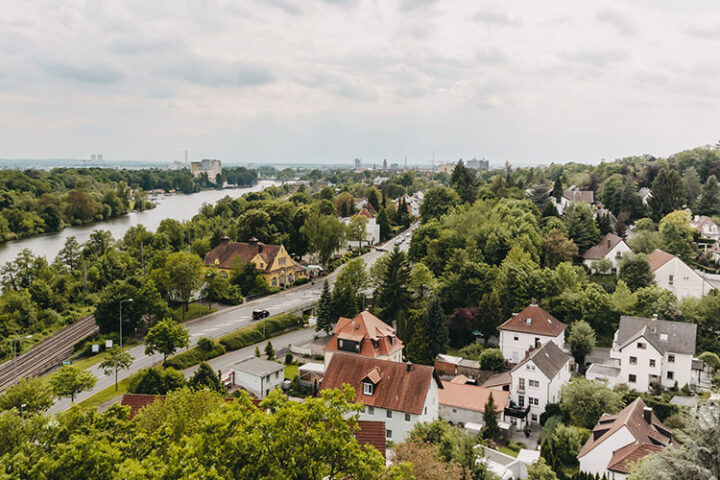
{"left": 355, "top": 420, "right": 387, "bottom": 458}
{"left": 320, "top": 353, "right": 440, "bottom": 415}
{"left": 439, "top": 382, "right": 509, "bottom": 413}
{"left": 356, "top": 207, "right": 374, "bottom": 219}
{"left": 607, "top": 442, "right": 664, "bottom": 474}
{"left": 582, "top": 233, "right": 625, "bottom": 260}
{"left": 450, "top": 374, "right": 469, "bottom": 384}
{"left": 203, "top": 241, "right": 284, "bottom": 271}
{"left": 647, "top": 249, "right": 675, "bottom": 271}
{"left": 497, "top": 303, "right": 567, "bottom": 337}
{"left": 121, "top": 393, "right": 163, "bottom": 419}
{"left": 324, "top": 311, "right": 404, "bottom": 359}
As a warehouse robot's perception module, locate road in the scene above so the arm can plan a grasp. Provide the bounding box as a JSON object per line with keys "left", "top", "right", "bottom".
{"left": 49, "top": 227, "right": 412, "bottom": 413}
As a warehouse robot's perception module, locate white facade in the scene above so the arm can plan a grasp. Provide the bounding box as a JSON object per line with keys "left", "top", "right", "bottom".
{"left": 342, "top": 216, "right": 380, "bottom": 247}
{"left": 509, "top": 356, "right": 571, "bottom": 425}
{"left": 439, "top": 404, "right": 484, "bottom": 426}
{"left": 654, "top": 256, "right": 714, "bottom": 299}
{"left": 691, "top": 215, "right": 720, "bottom": 240}
{"left": 578, "top": 426, "right": 635, "bottom": 479}
{"left": 359, "top": 378, "right": 438, "bottom": 442}
{"left": 499, "top": 330, "right": 565, "bottom": 364}
{"left": 231, "top": 363, "right": 284, "bottom": 399}
{"left": 582, "top": 241, "right": 632, "bottom": 273}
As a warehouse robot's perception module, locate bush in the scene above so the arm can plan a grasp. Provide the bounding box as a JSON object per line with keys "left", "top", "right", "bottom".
{"left": 197, "top": 337, "right": 218, "bottom": 352}
{"left": 293, "top": 277, "right": 310, "bottom": 286}
{"left": 285, "top": 352, "right": 294, "bottom": 365}
{"left": 128, "top": 367, "right": 187, "bottom": 394}
{"left": 479, "top": 348, "right": 505, "bottom": 371}
{"left": 165, "top": 341, "right": 225, "bottom": 370}
{"left": 457, "top": 342, "right": 484, "bottom": 360}
{"left": 219, "top": 313, "right": 302, "bottom": 351}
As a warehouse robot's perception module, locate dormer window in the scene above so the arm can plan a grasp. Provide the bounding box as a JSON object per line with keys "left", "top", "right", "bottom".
{"left": 525, "top": 318, "right": 532, "bottom": 325}
{"left": 389, "top": 336, "right": 395, "bottom": 345}
{"left": 660, "top": 333, "right": 668, "bottom": 341}
{"left": 363, "top": 382, "right": 374, "bottom": 395}
{"left": 372, "top": 339, "right": 379, "bottom": 349}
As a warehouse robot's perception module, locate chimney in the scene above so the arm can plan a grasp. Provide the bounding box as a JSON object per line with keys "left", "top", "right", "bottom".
{"left": 406, "top": 362, "right": 412, "bottom": 372}
{"left": 643, "top": 407, "right": 652, "bottom": 424}
{"left": 607, "top": 239, "right": 611, "bottom": 247}
{"left": 219, "top": 235, "right": 229, "bottom": 245}
{"left": 248, "top": 237, "right": 258, "bottom": 245}
{"left": 651, "top": 314, "right": 658, "bottom": 333}
{"left": 530, "top": 298, "right": 537, "bottom": 306}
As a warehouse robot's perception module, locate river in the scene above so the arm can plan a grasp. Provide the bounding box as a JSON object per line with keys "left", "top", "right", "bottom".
{"left": 0, "top": 180, "right": 280, "bottom": 265}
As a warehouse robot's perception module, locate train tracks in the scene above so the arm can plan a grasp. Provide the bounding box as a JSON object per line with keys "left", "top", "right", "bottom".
{"left": 0, "top": 316, "right": 98, "bottom": 392}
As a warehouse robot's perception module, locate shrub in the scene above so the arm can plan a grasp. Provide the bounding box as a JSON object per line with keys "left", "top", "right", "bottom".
{"left": 219, "top": 313, "right": 302, "bottom": 351}
{"left": 128, "top": 367, "right": 187, "bottom": 394}
{"left": 479, "top": 348, "right": 505, "bottom": 371}
{"left": 552, "top": 424, "right": 590, "bottom": 464}
{"left": 285, "top": 352, "right": 294, "bottom": 365}
{"left": 458, "top": 342, "right": 484, "bottom": 360}
{"left": 165, "top": 341, "right": 225, "bottom": 370}
{"left": 197, "top": 337, "right": 217, "bottom": 352}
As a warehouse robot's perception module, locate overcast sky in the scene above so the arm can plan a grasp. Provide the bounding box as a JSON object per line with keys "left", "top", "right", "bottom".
{"left": 1, "top": 1, "right": 719, "bottom": 166}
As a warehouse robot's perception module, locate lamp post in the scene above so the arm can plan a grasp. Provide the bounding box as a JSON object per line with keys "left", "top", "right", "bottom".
{"left": 119, "top": 298, "right": 133, "bottom": 349}
{"left": 20, "top": 403, "right": 26, "bottom": 420}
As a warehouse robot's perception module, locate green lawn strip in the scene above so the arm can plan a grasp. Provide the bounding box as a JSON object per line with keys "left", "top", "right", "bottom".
{"left": 497, "top": 446, "right": 518, "bottom": 458}
{"left": 66, "top": 343, "right": 137, "bottom": 371}
{"left": 77, "top": 377, "right": 131, "bottom": 410}
{"left": 173, "top": 303, "right": 217, "bottom": 323}
{"left": 284, "top": 364, "right": 299, "bottom": 380}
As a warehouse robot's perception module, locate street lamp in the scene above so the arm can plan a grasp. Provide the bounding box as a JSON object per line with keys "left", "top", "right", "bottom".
{"left": 119, "top": 298, "right": 133, "bottom": 349}
{"left": 20, "top": 403, "right": 26, "bottom": 420}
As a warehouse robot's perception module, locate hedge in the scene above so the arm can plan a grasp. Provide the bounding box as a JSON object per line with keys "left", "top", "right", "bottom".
{"left": 165, "top": 341, "right": 226, "bottom": 370}
{"left": 219, "top": 313, "right": 303, "bottom": 351}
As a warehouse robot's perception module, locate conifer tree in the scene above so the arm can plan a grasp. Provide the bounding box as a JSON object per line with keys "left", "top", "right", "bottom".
{"left": 698, "top": 175, "right": 720, "bottom": 216}
{"left": 482, "top": 393, "right": 500, "bottom": 439}
{"left": 648, "top": 167, "right": 685, "bottom": 221}
{"left": 264, "top": 341, "right": 275, "bottom": 360}
{"left": 316, "top": 280, "right": 335, "bottom": 334}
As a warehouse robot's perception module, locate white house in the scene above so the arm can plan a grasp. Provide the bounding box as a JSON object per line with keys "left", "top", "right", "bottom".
{"left": 341, "top": 208, "right": 381, "bottom": 247}
{"left": 320, "top": 352, "right": 440, "bottom": 442}
{"left": 230, "top": 357, "right": 285, "bottom": 399}
{"left": 323, "top": 310, "right": 404, "bottom": 368}
{"left": 578, "top": 398, "right": 673, "bottom": 480}
{"left": 497, "top": 301, "right": 567, "bottom": 364}
{"left": 438, "top": 376, "right": 510, "bottom": 427}
{"left": 506, "top": 341, "right": 571, "bottom": 426}
{"left": 691, "top": 215, "right": 720, "bottom": 240}
{"left": 582, "top": 233, "right": 632, "bottom": 273}
{"left": 648, "top": 249, "right": 715, "bottom": 299}
{"left": 588, "top": 315, "right": 697, "bottom": 393}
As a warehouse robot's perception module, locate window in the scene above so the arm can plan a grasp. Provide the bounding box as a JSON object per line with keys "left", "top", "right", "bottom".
{"left": 518, "top": 395, "right": 525, "bottom": 407}
{"left": 279, "top": 258, "right": 286, "bottom": 265}
{"left": 389, "top": 336, "right": 395, "bottom": 345}
{"left": 526, "top": 364, "right": 535, "bottom": 371}
{"left": 529, "top": 397, "right": 539, "bottom": 406}
{"left": 363, "top": 382, "right": 374, "bottom": 396}
{"left": 667, "top": 371, "right": 674, "bottom": 380}
{"left": 339, "top": 339, "right": 344, "bottom": 348}
{"left": 637, "top": 342, "right": 646, "bottom": 349}
{"left": 424, "top": 407, "right": 427, "bottom": 415}
{"left": 405, "top": 413, "right": 411, "bottom": 422}
{"left": 660, "top": 333, "right": 668, "bottom": 341}
{"left": 629, "top": 374, "right": 637, "bottom": 383}
{"left": 668, "top": 354, "right": 675, "bottom": 363}
{"left": 514, "top": 335, "right": 519, "bottom": 342}
{"left": 386, "top": 410, "right": 392, "bottom": 419}
{"left": 259, "top": 263, "right": 264, "bottom": 269}
{"left": 367, "top": 406, "right": 374, "bottom": 415}
{"left": 531, "top": 414, "right": 538, "bottom": 422}
{"left": 271, "top": 277, "right": 277, "bottom": 287}
{"left": 452, "top": 408, "right": 457, "bottom": 413}
{"left": 630, "top": 356, "right": 637, "bottom": 365}
{"left": 668, "top": 275, "right": 674, "bottom": 286}
{"left": 649, "top": 359, "right": 656, "bottom": 368}
{"left": 529, "top": 379, "right": 540, "bottom": 388}
{"left": 386, "top": 429, "right": 392, "bottom": 439}
{"left": 518, "top": 378, "right": 525, "bottom": 391}
{"left": 275, "top": 372, "right": 279, "bottom": 379}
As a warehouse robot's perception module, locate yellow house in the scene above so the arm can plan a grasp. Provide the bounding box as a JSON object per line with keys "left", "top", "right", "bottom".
{"left": 203, "top": 237, "right": 307, "bottom": 287}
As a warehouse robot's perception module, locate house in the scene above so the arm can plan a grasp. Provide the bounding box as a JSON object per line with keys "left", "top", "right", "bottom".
{"left": 497, "top": 300, "right": 567, "bottom": 364}
{"left": 341, "top": 208, "right": 381, "bottom": 247}
{"left": 648, "top": 249, "right": 714, "bottom": 299}
{"left": 355, "top": 420, "right": 387, "bottom": 459}
{"left": 394, "top": 193, "right": 423, "bottom": 217}
{"left": 439, "top": 376, "right": 510, "bottom": 427}
{"left": 506, "top": 341, "right": 571, "bottom": 426}
{"left": 481, "top": 447, "right": 540, "bottom": 480}
{"left": 324, "top": 310, "right": 404, "bottom": 368}
{"left": 190, "top": 158, "right": 222, "bottom": 183}
{"left": 481, "top": 371, "right": 512, "bottom": 392}
{"left": 582, "top": 233, "right": 632, "bottom": 273}
{"left": 203, "top": 237, "right": 307, "bottom": 288}
{"left": 691, "top": 215, "right": 720, "bottom": 240}
{"left": 320, "top": 352, "right": 441, "bottom": 442}
{"left": 372, "top": 176, "right": 389, "bottom": 187}
{"left": 563, "top": 187, "right": 595, "bottom": 205}
{"left": 298, "top": 362, "right": 325, "bottom": 389}
{"left": 229, "top": 357, "right": 285, "bottom": 399}
{"left": 434, "top": 354, "right": 482, "bottom": 381}
{"left": 578, "top": 398, "right": 674, "bottom": 480}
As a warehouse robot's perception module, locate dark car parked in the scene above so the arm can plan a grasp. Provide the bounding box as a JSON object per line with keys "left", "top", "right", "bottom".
{"left": 252, "top": 309, "right": 270, "bottom": 320}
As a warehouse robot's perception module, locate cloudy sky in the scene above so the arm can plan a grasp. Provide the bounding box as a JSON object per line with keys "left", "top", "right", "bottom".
{"left": 1, "top": 0, "right": 719, "bottom": 166}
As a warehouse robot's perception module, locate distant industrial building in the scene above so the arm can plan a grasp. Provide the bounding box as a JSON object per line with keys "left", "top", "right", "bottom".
{"left": 354, "top": 158, "right": 362, "bottom": 170}
{"left": 467, "top": 157, "right": 489, "bottom": 171}
{"left": 191, "top": 159, "right": 222, "bottom": 183}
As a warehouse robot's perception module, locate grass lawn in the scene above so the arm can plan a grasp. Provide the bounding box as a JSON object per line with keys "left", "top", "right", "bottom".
{"left": 174, "top": 303, "right": 217, "bottom": 322}
{"left": 497, "top": 446, "right": 518, "bottom": 458}
{"left": 66, "top": 343, "right": 137, "bottom": 372}
{"left": 285, "top": 364, "right": 299, "bottom": 380}
{"left": 78, "top": 377, "right": 131, "bottom": 410}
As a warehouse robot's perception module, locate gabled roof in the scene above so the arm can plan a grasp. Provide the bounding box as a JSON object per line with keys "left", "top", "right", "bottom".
{"left": 578, "top": 398, "right": 673, "bottom": 460}
{"left": 498, "top": 302, "right": 567, "bottom": 337}
{"left": 616, "top": 316, "right": 697, "bottom": 355}
{"left": 582, "top": 233, "right": 625, "bottom": 260}
{"left": 203, "top": 240, "right": 287, "bottom": 271}
{"left": 439, "top": 381, "right": 509, "bottom": 413}
{"left": 481, "top": 371, "right": 511, "bottom": 389}
{"left": 618, "top": 325, "right": 666, "bottom": 355}
{"left": 231, "top": 357, "right": 285, "bottom": 377}
{"left": 121, "top": 393, "right": 163, "bottom": 419}
{"left": 607, "top": 442, "right": 664, "bottom": 474}
{"left": 355, "top": 420, "right": 387, "bottom": 459}
{"left": 325, "top": 311, "right": 404, "bottom": 359}
{"left": 320, "top": 353, "right": 440, "bottom": 415}
{"left": 563, "top": 189, "right": 594, "bottom": 204}
{"left": 647, "top": 249, "right": 675, "bottom": 271}
{"left": 356, "top": 207, "right": 375, "bottom": 219}
{"left": 511, "top": 341, "right": 570, "bottom": 379}
{"left": 690, "top": 215, "right": 717, "bottom": 231}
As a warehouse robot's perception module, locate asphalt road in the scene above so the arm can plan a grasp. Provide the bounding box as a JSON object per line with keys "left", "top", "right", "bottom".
{"left": 50, "top": 227, "right": 412, "bottom": 413}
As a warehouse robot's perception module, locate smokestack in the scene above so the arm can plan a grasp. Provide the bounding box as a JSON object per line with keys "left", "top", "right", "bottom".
{"left": 406, "top": 362, "right": 412, "bottom": 372}
{"left": 643, "top": 407, "right": 652, "bottom": 424}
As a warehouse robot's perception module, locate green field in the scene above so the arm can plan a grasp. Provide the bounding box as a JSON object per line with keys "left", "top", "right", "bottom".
{"left": 78, "top": 377, "right": 131, "bottom": 410}
{"left": 284, "top": 364, "right": 299, "bottom": 380}
{"left": 174, "top": 303, "right": 217, "bottom": 322}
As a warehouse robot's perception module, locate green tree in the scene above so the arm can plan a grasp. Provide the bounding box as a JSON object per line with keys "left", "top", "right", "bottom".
{"left": 0, "top": 376, "right": 54, "bottom": 413}
{"left": 202, "top": 267, "right": 243, "bottom": 305}
{"left": 560, "top": 377, "right": 624, "bottom": 429}
{"left": 254, "top": 346, "right": 261, "bottom": 357}
{"left": 128, "top": 366, "right": 187, "bottom": 394}
{"left": 542, "top": 228, "right": 579, "bottom": 267}
{"left": 552, "top": 176, "right": 563, "bottom": 201}
{"left": 374, "top": 248, "right": 413, "bottom": 337}
{"left": 698, "top": 175, "right": 720, "bottom": 216}
{"left": 683, "top": 166, "right": 702, "bottom": 210}
{"left": 648, "top": 168, "right": 685, "bottom": 221}
{"left": 476, "top": 291, "right": 503, "bottom": 346}
{"left": 568, "top": 320, "right": 596, "bottom": 373}
{"left": 552, "top": 423, "right": 590, "bottom": 464}
{"left": 482, "top": 393, "right": 501, "bottom": 439}
{"left": 619, "top": 253, "right": 655, "bottom": 291}
{"left": 163, "top": 251, "right": 204, "bottom": 319}
{"left": 420, "top": 187, "right": 460, "bottom": 223}
{"left": 376, "top": 207, "right": 391, "bottom": 240}
{"left": 49, "top": 365, "right": 97, "bottom": 403}
{"left": 479, "top": 348, "right": 505, "bottom": 371}
{"left": 264, "top": 341, "right": 275, "bottom": 360}
{"left": 451, "top": 160, "right": 478, "bottom": 204}
{"left": 145, "top": 318, "right": 190, "bottom": 365}
{"left": 347, "top": 214, "right": 369, "bottom": 249}
{"left": 316, "top": 280, "right": 336, "bottom": 333}
{"left": 658, "top": 210, "right": 695, "bottom": 262}
{"left": 235, "top": 209, "right": 276, "bottom": 243}
{"left": 527, "top": 457, "right": 559, "bottom": 480}
{"left": 99, "top": 347, "right": 134, "bottom": 391}
{"left": 563, "top": 203, "right": 601, "bottom": 252}
{"left": 189, "top": 362, "right": 224, "bottom": 392}
{"left": 301, "top": 212, "right": 346, "bottom": 266}
{"left": 229, "top": 259, "right": 270, "bottom": 297}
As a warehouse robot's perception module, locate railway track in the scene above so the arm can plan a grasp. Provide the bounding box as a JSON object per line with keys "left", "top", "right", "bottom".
{"left": 0, "top": 315, "right": 98, "bottom": 392}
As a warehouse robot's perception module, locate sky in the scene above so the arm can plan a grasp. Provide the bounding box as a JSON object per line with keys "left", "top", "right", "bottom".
{"left": 1, "top": 0, "right": 719, "bottom": 166}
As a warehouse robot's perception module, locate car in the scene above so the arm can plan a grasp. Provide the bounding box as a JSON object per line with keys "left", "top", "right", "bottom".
{"left": 375, "top": 246, "right": 386, "bottom": 251}
{"left": 252, "top": 309, "right": 270, "bottom": 320}
{"left": 394, "top": 238, "right": 404, "bottom": 246}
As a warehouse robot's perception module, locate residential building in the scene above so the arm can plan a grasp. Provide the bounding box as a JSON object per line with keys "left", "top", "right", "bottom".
{"left": 203, "top": 236, "right": 307, "bottom": 287}
{"left": 691, "top": 215, "right": 720, "bottom": 240}
{"left": 434, "top": 354, "right": 482, "bottom": 381}
{"left": 439, "top": 375, "right": 510, "bottom": 426}
{"left": 481, "top": 371, "right": 511, "bottom": 392}
{"left": 481, "top": 448, "right": 540, "bottom": 480}
{"left": 466, "top": 157, "right": 489, "bottom": 171}
{"left": 497, "top": 301, "right": 567, "bottom": 364}
{"left": 564, "top": 187, "right": 594, "bottom": 205}
{"left": 582, "top": 233, "right": 632, "bottom": 273}
{"left": 372, "top": 176, "right": 389, "bottom": 187}
{"left": 355, "top": 420, "right": 387, "bottom": 459}
{"left": 354, "top": 158, "right": 362, "bottom": 170}
{"left": 506, "top": 341, "right": 571, "bottom": 425}
{"left": 341, "top": 207, "right": 380, "bottom": 247}
{"left": 320, "top": 353, "right": 441, "bottom": 442}
{"left": 190, "top": 158, "right": 222, "bottom": 183}
{"left": 229, "top": 357, "right": 285, "bottom": 399}
{"left": 648, "top": 249, "right": 714, "bottom": 299}
{"left": 324, "top": 310, "right": 404, "bottom": 368}
{"left": 394, "top": 192, "right": 423, "bottom": 217}
{"left": 578, "top": 398, "right": 673, "bottom": 480}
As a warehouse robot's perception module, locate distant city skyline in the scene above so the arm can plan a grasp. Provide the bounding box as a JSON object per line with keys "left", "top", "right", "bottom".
{"left": 1, "top": 1, "right": 719, "bottom": 165}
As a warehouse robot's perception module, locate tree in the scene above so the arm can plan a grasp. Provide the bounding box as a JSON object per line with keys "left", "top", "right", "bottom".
{"left": 94, "top": 279, "right": 170, "bottom": 336}
{"left": 316, "top": 280, "right": 336, "bottom": 333}
{"left": 568, "top": 320, "right": 596, "bottom": 373}
{"left": 0, "top": 376, "right": 54, "bottom": 413}
{"left": 56, "top": 236, "right": 82, "bottom": 271}
{"left": 163, "top": 251, "right": 204, "bottom": 318}
{"left": 552, "top": 177, "right": 563, "bottom": 201}
{"left": 49, "top": 365, "right": 97, "bottom": 403}
{"left": 374, "top": 248, "right": 412, "bottom": 335}
{"left": 476, "top": 291, "right": 503, "bottom": 346}
{"left": 480, "top": 348, "right": 505, "bottom": 371}
{"left": 264, "top": 341, "right": 275, "bottom": 360}
{"left": 189, "top": 362, "right": 224, "bottom": 392}
{"left": 560, "top": 377, "right": 624, "bottom": 429}
{"left": 407, "top": 297, "right": 448, "bottom": 365}
{"left": 683, "top": 166, "right": 703, "bottom": 210}
{"left": 145, "top": 318, "right": 190, "bottom": 365}
{"left": 552, "top": 423, "right": 590, "bottom": 464}
{"left": 698, "top": 175, "right": 720, "bottom": 216}
{"left": 658, "top": 210, "right": 695, "bottom": 262}
{"left": 254, "top": 346, "right": 261, "bottom": 357}
{"left": 592, "top": 258, "right": 613, "bottom": 274}
{"left": 450, "top": 160, "right": 478, "bottom": 204}
{"left": 229, "top": 259, "right": 270, "bottom": 297}
{"left": 563, "top": 203, "right": 601, "bottom": 252}
{"left": 301, "top": 212, "right": 346, "bottom": 266}
{"left": 393, "top": 440, "right": 463, "bottom": 480}
{"left": 697, "top": 351, "right": 720, "bottom": 370}
{"left": 347, "top": 214, "right": 368, "bottom": 249}
{"left": 527, "top": 458, "right": 559, "bottom": 480}
{"left": 235, "top": 209, "right": 276, "bottom": 243}
{"left": 482, "top": 393, "right": 501, "bottom": 439}
{"left": 648, "top": 168, "right": 685, "bottom": 221}
{"left": 376, "top": 207, "right": 391, "bottom": 241}
{"left": 100, "top": 347, "right": 134, "bottom": 391}
{"left": 542, "top": 229, "right": 579, "bottom": 267}
{"left": 420, "top": 187, "right": 460, "bottom": 223}
{"left": 128, "top": 367, "right": 187, "bottom": 394}
{"left": 202, "top": 268, "right": 243, "bottom": 305}
{"left": 619, "top": 253, "right": 655, "bottom": 291}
